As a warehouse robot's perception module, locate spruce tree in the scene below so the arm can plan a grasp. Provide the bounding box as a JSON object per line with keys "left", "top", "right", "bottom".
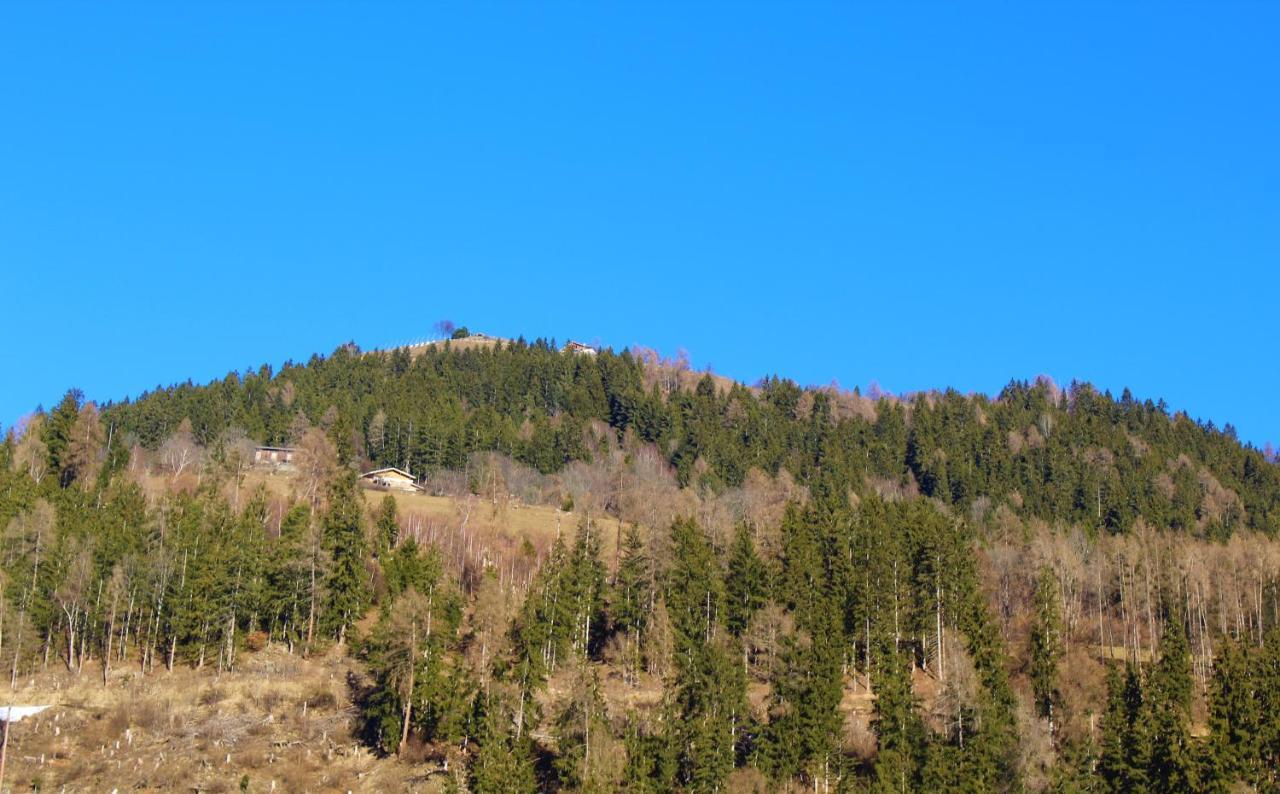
{"left": 1257, "top": 628, "right": 1280, "bottom": 790}
{"left": 564, "top": 516, "right": 607, "bottom": 658}
{"left": 1098, "top": 666, "right": 1141, "bottom": 793}
{"left": 42, "top": 389, "right": 83, "bottom": 487}
{"left": 1207, "top": 637, "right": 1259, "bottom": 788}
{"left": 1147, "top": 616, "right": 1195, "bottom": 793}
{"left": 663, "top": 518, "right": 744, "bottom": 792}
{"left": 1029, "top": 566, "right": 1064, "bottom": 735}
{"left": 610, "top": 523, "right": 650, "bottom": 637}
{"left": 725, "top": 523, "right": 767, "bottom": 637}
{"left": 374, "top": 494, "right": 399, "bottom": 556}
{"left": 872, "top": 644, "right": 925, "bottom": 794}
{"left": 321, "top": 469, "right": 370, "bottom": 643}
{"left": 470, "top": 698, "right": 539, "bottom": 794}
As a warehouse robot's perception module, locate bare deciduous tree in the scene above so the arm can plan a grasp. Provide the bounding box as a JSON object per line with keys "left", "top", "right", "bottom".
{"left": 218, "top": 427, "right": 258, "bottom": 509}
{"left": 158, "top": 419, "right": 203, "bottom": 484}
{"left": 66, "top": 403, "right": 105, "bottom": 487}
{"left": 293, "top": 427, "right": 337, "bottom": 509}
{"left": 367, "top": 410, "right": 387, "bottom": 460}
{"left": 11, "top": 415, "right": 49, "bottom": 485}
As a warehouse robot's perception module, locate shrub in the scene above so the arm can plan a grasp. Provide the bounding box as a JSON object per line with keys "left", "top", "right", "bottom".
{"left": 300, "top": 687, "right": 337, "bottom": 711}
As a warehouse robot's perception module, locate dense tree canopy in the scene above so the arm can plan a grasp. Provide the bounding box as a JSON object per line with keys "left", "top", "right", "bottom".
{"left": 94, "top": 340, "right": 1280, "bottom": 538}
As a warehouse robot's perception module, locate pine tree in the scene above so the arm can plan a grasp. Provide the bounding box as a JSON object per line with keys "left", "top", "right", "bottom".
{"left": 663, "top": 518, "right": 743, "bottom": 792}
{"left": 514, "top": 537, "right": 574, "bottom": 683}
{"left": 665, "top": 517, "right": 725, "bottom": 654}
{"left": 1257, "top": 628, "right": 1280, "bottom": 791}
{"left": 1098, "top": 666, "right": 1142, "bottom": 793}
{"left": 1123, "top": 666, "right": 1153, "bottom": 793}
{"left": 1029, "top": 566, "right": 1064, "bottom": 736}
{"left": 610, "top": 523, "right": 651, "bottom": 685}
{"left": 725, "top": 523, "right": 767, "bottom": 637}
{"left": 872, "top": 643, "right": 925, "bottom": 794}
{"left": 1207, "top": 637, "right": 1259, "bottom": 788}
{"left": 264, "top": 504, "right": 317, "bottom": 651}
{"left": 564, "top": 516, "right": 607, "bottom": 658}
{"left": 1146, "top": 616, "right": 1197, "bottom": 792}
{"left": 321, "top": 469, "right": 370, "bottom": 643}
{"left": 670, "top": 636, "right": 745, "bottom": 792}
{"left": 611, "top": 523, "right": 650, "bottom": 636}
{"left": 1049, "top": 733, "right": 1102, "bottom": 794}
{"left": 42, "top": 389, "right": 83, "bottom": 487}
{"left": 362, "top": 587, "right": 433, "bottom": 755}
{"left": 374, "top": 494, "right": 399, "bottom": 556}
{"left": 470, "top": 697, "right": 539, "bottom": 794}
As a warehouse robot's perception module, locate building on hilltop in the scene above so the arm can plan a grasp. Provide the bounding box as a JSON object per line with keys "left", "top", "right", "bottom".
{"left": 563, "top": 340, "right": 598, "bottom": 355}
{"left": 359, "top": 467, "right": 424, "bottom": 493}
{"left": 253, "top": 446, "right": 297, "bottom": 468}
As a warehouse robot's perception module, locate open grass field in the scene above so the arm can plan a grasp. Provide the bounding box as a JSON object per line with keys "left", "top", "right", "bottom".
{"left": 368, "top": 487, "right": 628, "bottom": 563}
{"left": 0, "top": 647, "right": 449, "bottom": 793}
{"left": 230, "top": 469, "right": 630, "bottom": 568}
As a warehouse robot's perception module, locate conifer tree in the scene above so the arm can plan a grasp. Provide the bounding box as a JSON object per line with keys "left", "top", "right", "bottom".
{"left": 1049, "top": 733, "right": 1102, "bottom": 794}
{"left": 363, "top": 587, "right": 433, "bottom": 755}
{"left": 514, "top": 537, "right": 575, "bottom": 683}
{"left": 610, "top": 523, "right": 651, "bottom": 685}
{"left": 670, "top": 636, "right": 745, "bottom": 792}
{"left": 564, "top": 516, "right": 607, "bottom": 658}
{"left": 1097, "top": 666, "right": 1141, "bottom": 793}
{"left": 470, "top": 696, "right": 539, "bottom": 794}
{"left": 725, "top": 523, "right": 767, "bottom": 637}
{"left": 321, "top": 469, "right": 370, "bottom": 643}
{"left": 1207, "top": 637, "right": 1259, "bottom": 788}
{"left": 1256, "top": 628, "right": 1280, "bottom": 790}
{"left": 553, "top": 664, "right": 620, "bottom": 792}
{"left": 374, "top": 495, "right": 399, "bottom": 556}
{"left": 872, "top": 643, "right": 925, "bottom": 794}
{"left": 620, "top": 722, "right": 666, "bottom": 794}
{"left": 663, "top": 518, "right": 744, "bottom": 791}
{"left": 264, "top": 504, "right": 320, "bottom": 651}
{"left": 611, "top": 523, "right": 650, "bottom": 637}
{"left": 1029, "top": 566, "right": 1064, "bottom": 736}
{"left": 41, "top": 390, "right": 83, "bottom": 484}
{"left": 1147, "top": 616, "right": 1197, "bottom": 792}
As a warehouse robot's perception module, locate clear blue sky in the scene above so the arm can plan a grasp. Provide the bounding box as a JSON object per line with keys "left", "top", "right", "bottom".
{"left": 2, "top": 3, "right": 1276, "bottom": 447}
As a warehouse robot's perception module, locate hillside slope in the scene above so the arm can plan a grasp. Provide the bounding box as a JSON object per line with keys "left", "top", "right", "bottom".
{"left": 3, "top": 338, "right": 1279, "bottom": 792}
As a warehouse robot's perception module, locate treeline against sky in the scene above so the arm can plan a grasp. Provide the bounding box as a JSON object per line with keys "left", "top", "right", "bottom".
{"left": 96, "top": 339, "right": 1280, "bottom": 539}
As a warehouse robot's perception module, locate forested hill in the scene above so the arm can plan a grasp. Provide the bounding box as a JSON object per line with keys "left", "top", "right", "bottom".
{"left": 7, "top": 337, "right": 1280, "bottom": 792}
{"left": 98, "top": 338, "right": 1279, "bottom": 538}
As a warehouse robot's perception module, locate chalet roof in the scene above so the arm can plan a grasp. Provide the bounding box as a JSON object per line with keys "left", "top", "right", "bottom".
{"left": 255, "top": 445, "right": 297, "bottom": 452}
{"left": 360, "top": 467, "right": 416, "bottom": 479}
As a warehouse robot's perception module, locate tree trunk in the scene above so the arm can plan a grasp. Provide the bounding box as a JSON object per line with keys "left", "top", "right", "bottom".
{"left": 10, "top": 602, "right": 26, "bottom": 690}
{"left": 64, "top": 618, "right": 78, "bottom": 673}
{"left": 104, "top": 604, "right": 115, "bottom": 686}
{"left": 306, "top": 555, "right": 317, "bottom": 656}
{"left": 398, "top": 620, "right": 417, "bottom": 755}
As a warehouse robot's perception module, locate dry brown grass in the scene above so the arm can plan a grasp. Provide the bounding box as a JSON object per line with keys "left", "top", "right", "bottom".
{"left": 227, "top": 469, "right": 628, "bottom": 569}
{"left": 0, "top": 647, "right": 450, "bottom": 793}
